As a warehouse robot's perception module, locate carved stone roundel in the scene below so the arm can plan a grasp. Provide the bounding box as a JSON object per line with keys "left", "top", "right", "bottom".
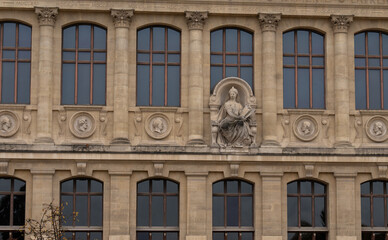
{"left": 145, "top": 113, "right": 172, "bottom": 140}
{"left": 366, "top": 116, "right": 388, "bottom": 142}
{"left": 69, "top": 112, "right": 96, "bottom": 138}
{"left": 0, "top": 111, "right": 19, "bottom": 137}
{"left": 293, "top": 115, "right": 319, "bottom": 142}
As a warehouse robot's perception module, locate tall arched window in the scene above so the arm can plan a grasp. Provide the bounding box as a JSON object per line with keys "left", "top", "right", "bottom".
{"left": 283, "top": 30, "right": 325, "bottom": 109}
{"left": 212, "top": 179, "right": 253, "bottom": 240}
{"left": 0, "top": 22, "right": 31, "bottom": 104}
{"left": 287, "top": 180, "right": 327, "bottom": 240}
{"left": 137, "top": 26, "right": 181, "bottom": 107}
{"left": 60, "top": 178, "right": 103, "bottom": 240}
{"left": 0, "top": 177, "right": 26, "bottom": 240}
{"left": 137, "top": 179, "right": 179, "bottom": 240}
{"left": 210, "top": 28, "right": 253, "bottom": 92}
{"left": 61, "top": 24, "right": 107, "bottom": 105}
{"left": 361, "top": 180, "right": 388, "bottom": 239}
{"left": 355, "top": 31, "right": 388, "bottom": 110}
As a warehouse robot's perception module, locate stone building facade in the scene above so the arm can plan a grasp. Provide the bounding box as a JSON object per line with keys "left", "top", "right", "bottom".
{"left": 1, "top": 0, "right": 388, "bottom": 240}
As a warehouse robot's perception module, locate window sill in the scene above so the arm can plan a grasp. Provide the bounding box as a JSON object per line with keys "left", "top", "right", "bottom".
{"left": 287, "top": 227, "right": 328, "bottom": 232}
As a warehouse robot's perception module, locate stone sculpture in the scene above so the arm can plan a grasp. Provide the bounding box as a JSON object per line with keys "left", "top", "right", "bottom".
{"left": 366, "top": 116, "right": 388, "bottom": 142}
{"left": 0, "top": 111, "right": 19, "bottom": 137}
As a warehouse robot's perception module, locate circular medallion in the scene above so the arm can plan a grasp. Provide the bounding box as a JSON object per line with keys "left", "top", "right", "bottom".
{"left": 69, "top": 112, "right": 96, "bottom": 138}
{"left": 366, "top": 116, "right": 388, "bottom": 142}
{"left": 293, "top": 115, "right": 319, "bottom": 142}
{"left": 145, "top": 113, "right": 172, "bottom": 140}
{"left": 0, "top": 111, "right": 19, "bottom": 137}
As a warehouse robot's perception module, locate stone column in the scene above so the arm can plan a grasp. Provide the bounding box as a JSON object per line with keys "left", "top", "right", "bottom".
{"left": 185, "top": 172, "right": 207, "bottom": 240}
{"left": 34, "top": 7, "right": 58, "bottom": 143}
{"left": 110, "top": 9, "right": 134, "bottom": 144}
{"left": 31, "top": 170, "right": 54, "bottom": 220}
{"left": 109, "top": 172, "right": 131, "bottom": 240}
{"left": 258, "top": 13, "right": 281, "bottom": 147}
{"left": 261, "top": 172, "right": 283, "bottom": 240}
{"left": 334, "top": 173, "right": 357, "bottom": 240}
{"left": 331, "top": 15, "right": 353, "bottom": 147}
{"left": 185, "top": 11, "right": 208, "bottom": 145}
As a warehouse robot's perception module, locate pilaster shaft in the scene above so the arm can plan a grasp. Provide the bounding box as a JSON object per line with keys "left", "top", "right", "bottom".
{"left": 110, "top": 9, "right": 134, "bottom": 144}
{"left": 186, "top": 173, "right": 208, "bottom": 235}
{"left": 31, "top": 170, "right": 54, "bottom": 220}
{"left": 185, "top": 11, "right": 208, "bottom": 145}
{"left": 331, "top": 15, "right": 353, "bottom": 147}
{"left": 259, "top": 13, "right": 281, "bottom": 147}
{"left": 34, "top": 7, "right": 58, "bottom": 143}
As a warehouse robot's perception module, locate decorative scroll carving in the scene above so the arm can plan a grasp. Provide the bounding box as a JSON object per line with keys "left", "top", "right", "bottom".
{"left": 321, "top": 117, "right": 330, "bottom": 139}
{"left": 154, "top": 163, "right": 164, "bottom": 176}
{"left": 99, "top": 110, "right": 108, "bottom": 136}
{"left": 185, "top": 11, "right": 208, "bottom": 30}
{"left": 134, "top": 115, "right": 142, "bottom": 136}
{"left": 304, "top": 164, "right": 315, "bottom": 178}
{"left": 0, "top": 161, "right": 8, "bottom": 175}
{"left": 57, "top": 108, "right": 67, "bottom": 136}
{"left": 354, "top": 116, "right": 363, "bottom": 139}
{"left": 23, "top": 109, "right": 31, "bottom": 135}
{"left": 35, "top": 7, "right": 58, "bottom": 26}
{"left": 258, "top": 13, "right": 281, "bottom": 32}
{"left": 330, "top": 15, "right": 353, "bottom": 33}
{"left": 230, "top": 164, "right": 239, "bottom": 177}
{"left": 365, "top": 116, "right": 388, "bottom": 142}
{"left": 281, "top": 115, "right": 290, "bottom": 139}
{"left": 77, "top": 162, "right": 87, "bottom": 175}
{"left": 145, "top": 113, "right": 172, "bottom": 140}
{"left": 111, "top": 9, "right": 134, "bottom": 28}
{"left": 379, "top": 165, "right": 388, "bottom": 178}
{"left": 69, "top": 112, "right": 96, "bottom": 139}
{"left": 175, "top": 115, "right": 183, "bottom": 138}
{"left": 293, "top": 115, "right": 319, "bottom": 142}
{"left": 0, "top": 111, "right": 19, "bottom": 137}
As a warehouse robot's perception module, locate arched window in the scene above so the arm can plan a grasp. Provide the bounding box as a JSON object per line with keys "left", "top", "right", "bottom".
{"left": 61, "top": 24, "right": 107, "bottom": 105}
{"left": 212, "top": 179, "right": 254, "bottom": 240}
{"left": 355, "top": 31, "right": 388, "bottom": 110}
{"left": 137, "top": 179, "right": 179, "bottom": 240}
{"left": 0, "top": 177, "right": 26, "bottom": 240}
{"left": 60, "top": 178, "right": 103, "bottom": 240}
{"left": 0, "top": 22, "right": 31, "bottom": 104}
{"left": 287, "top": 180, "right": 327, "bottom": 240}
{"left": 361, "top": 180, "right": 388, "bottom": 239}
{"left": 137, "top": 26, "right": 181, "bottom": 107}
{"left": 210, "top": 28, "right": 253, "bottom": 92}
{"left": 283, "top": 30, "right": 325, "bottom": 109}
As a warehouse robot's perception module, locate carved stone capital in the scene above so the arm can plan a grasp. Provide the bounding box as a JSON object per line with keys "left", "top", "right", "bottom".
{"left": 111, "top": 9, "right": 134, "bottom": 28}
{"left": 185, "top": 11, "right": 208, "bottom": 30}
{"left": 258, "top": 13, "right": 281, "bottom": 32}
{"left": 331, "top": 15, "right": 353, "bottom": 33}
{"left": 35, "top": 7, "right": 58, "bottom": 26}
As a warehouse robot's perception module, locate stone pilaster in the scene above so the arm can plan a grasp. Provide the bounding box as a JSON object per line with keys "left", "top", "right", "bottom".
{"left": 261, "top": 172, "right": 283, "bottom": 240}
{"left": 110, "top": 9, "right": 134, "bottom": 144}
{"left": 331, "top": 15, "right": 353, "bottom": 147}
{"left": 185, "top": 11, "right": 208, "bottom": 145}
{"left": 259, "top": 13, "right": 281, "bottom": 147}
{"left": 34, "top": 7, "right": 58, "bottom": 143}
{"left": 31, "top": 170, "right": 54, "bottom": 220}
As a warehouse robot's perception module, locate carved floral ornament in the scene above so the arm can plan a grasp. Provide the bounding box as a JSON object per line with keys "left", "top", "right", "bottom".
{"left": 0, "top": 111, "right": 19, "bottom": 138}
{"left": 293, "top": 115, "right": 319, "bottom": 142}
{"left": 185, "top": 11, "right": 208, "bottom": 30}
{"left": 330, "top": 15, "right": 353, "bottom": 33}
{"left": 35, "top": 7, "right": 58, "bottom": 26}
{"left": 69, "top": 112, "right": 96, "bottom": 139}
{"left": 258, "top": 13, "right": 281, "bottom": 32}
{"left": 365, "top": 116, "right": 388, "bottom": 142}
{"left": 111, "top": 9, "right": 134, "bottom": 28}
{"left": 145, "top": 113, "right": 172, "bottom": 140}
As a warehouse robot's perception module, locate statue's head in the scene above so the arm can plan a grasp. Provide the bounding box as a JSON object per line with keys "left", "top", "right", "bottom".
{"left": 229, "top": 87, "right": 238, "bottom": 99}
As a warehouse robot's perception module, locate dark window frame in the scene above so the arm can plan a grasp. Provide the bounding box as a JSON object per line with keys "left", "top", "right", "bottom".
{"left": 60, "top": 178, "right": 103, "bottom": 240}
{"left": 136, "top": 26, "right": 181, "bottom": 107}
{"left": 0, "top": 22, "right": 31, "bottom": 104}
{"left": 61, "top": 24, "right": 107, "bottom": 105}
{"left": 283, "top": 29, "right": 326, "bottom": 109}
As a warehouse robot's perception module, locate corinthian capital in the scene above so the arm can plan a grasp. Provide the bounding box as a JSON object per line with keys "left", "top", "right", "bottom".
{"left": 331, "top": 15, "right": 353, "bottom": 33}
{"left": 35, "top": 7, "right": 58, "bottom": 26}
{"left": 185, "top": 11, "right": 208, "bottom": 30}
{"left": 111, "top": 9, "right": 134, "bottom": 28}
{"left": 258, "top": 13, "right": 281, "bottom": 32}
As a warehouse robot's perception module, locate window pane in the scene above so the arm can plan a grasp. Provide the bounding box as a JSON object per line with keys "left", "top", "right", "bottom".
{"left": 213, "top": 232, "right": 224, "bottom": 240}
{"left": 283, "top": 57, "right": 294, "bottom": 66}
{"left": 1, "top": 62, "right": 15, "bottom": 104}
{"left": 211, "top": 30, "right": 223, "bottom": 52}
{"left": 62, "top": 180, "right": 73, "bottom": 193}
{"left": 369, "top": 70, "right": 381, "bottom": 109}
{"left": 166, "top": 232, "right": 178, "bottom": 240}
{"left": 355, "top": 58, "right": 366, "bottom": 67}
{"left": 211, "top": 66, "right": 222, "bottom": 91}
{"left": 241, "top": 182, "right": 252, "bottom": 194}
{"left": 240, "top": 31, "right": 252, "bottom": 53}
{"left": 312, "top": 68, "right": 325, "bottom": 109}
{"left": 90, "top": 232, "right": 102, "bottom": 240}
{"left": 355, "top": 69, "right": 366, "bottom": 109}
{"left": 61, "top": 195, "right": 73, "bottom": 226}
{"left": 166, "top": 196, "right": 178, "bottom": 226}
{"left": 3, "top": 50, "right": 15, "bottom": 59}
{"left": 94, "top": 26, "right": 106, "bottom": 50}
{"left": 241, "top": 232, "right": 253, "bottom": 240}
{"left": 18, "top": 24, "right": 31, "bottom": 48}
{"left": 288, "top": 182, "right": 297, "bottom": 194}
{"left": 311, "top": 32, "right": 324, "bottom": 55}
{"left": 361, "top": 197, "right": 370, "bottom": 227}
{"left": 241, "top": 196, "right": 252, "bottom": 226}
{"left": 138, "top": 53, "right": 150, "bottom": 63}
{"left": 63, "top": 26, "right": 76, "bottom": 49}
{"left": 11, "top": 231, "right": 24, "bottom": 240}
{"left": 153, "top": 54, "right": 165, "bottom": 63}
{"left": 227, "top": 232, "right": 238, "bottom": 240}
{"left": 91, "top": 181, "right": 102, "bottom": 193}
{"left": 314, "top": 197, "right": 325, "bottom": 227}
{"left": 383, "top": 34, "right": 388, "bottom": 56}
{"left": 361, "top": 182, "right": 370, "bottom": 195}
{"left": 63, "top": 52, "right": 76, "bottom": 61}
{"left": 373, "top": 182, "right": 384, "bottom": 194}
{"left": 297, "top": 30, "right": 309, "bottom": 54}
{"left": 241, "top": 56, "right": 252, "bottom": 65}
{"left": 137, "top": 232, "right": 149, "bottom": 240}
{"left": 76, "top": 179, "right": 88, "bottom": 193}
{"left": 315, "top": 233, "right": 327, "bottom": 240}
{"left": 137, "top": 196, "right": 149, "bottom": 226}
{"left": 152, "top": 179, "right": 164, "bottom": 193}
{"left": 368, "top": 32, "right": 380, "bottom": 56}
{"left": 300, "top": 197, "right": 312, "bottom": 226}
{"left": 75, "top": 196, "right": 88, "bottom": 226}
{"left": 211, "top": 55, "right": 222, "bottom": 64}
{"left": 373, "top": 197, "right": 385, "bottom": 227}
{"left": 226, "top": 55, "right": 237, "bottom": 65}
{"left": 78, "top": 52, "right": 90, "bottom": 61}
{"left": 0, "top": 195, "right": 10, "bottom": 225}
{"left": 62, "top": 63, "right": 75, "bottom": 104}
{"left": 355, "top": 32, "right": 366, "bottom": 56}
{"left": 369, "top": 58, "right": 380, "bottom": 67}
{"left": 225, "top": 67, "right": 237, "bottom": 77}
{"left": 297, "top": 68, "right": 310, "bottom": 108}
{"left": 18, "top": 50, "right": 31, "bottom": 60}
{"left": 362, "top": 232, "right": 372, "bottom": 240}
{"left": 152, "top": 232, "right": 163, "bottom": 240}
{"left": 283, "top": 31, "right": 295, "bottom": 54}
{"left": 138, "top": 28, "right": 150, "bottom": 51}
{"left": 312, "top": 57, "right": 324, "bottom": 66}
{"left": 168, "top": 28, "right": 180, "bottom": 51}
{"left": 225, "top": 29, "right": 237, "bottom": 52}
{"left": 151, "top": 196, "right": 164, "bottom": 226}
{"left": 153, "top": 27, "right": 165, "bottom": 51}
{"left": 0, "top": 179, "right": 10, "bottom": 192}
{"left": 94, "top": 52, "right": 106, "bottom": 62}
{"left": 3, "top": 23, "right": 16, "bottom": 48}
{"left": 287, "top": 196, "right": 298, "bottom": 227}
{"left": 79, "top": 25, "right": 91, "bottom": 49}
{"left": 167, "top": 181, "right": 178, "bottom": 193}
{"left": 167, "top": 66, "right": 180, "bottom": 106}
{"left": 13, "top": 195, "right": 25, "bottom": 225}
{"left": 168, "top": 54, "right": 180, "bottom": 63}
{"left": 301, "top": 233, "right": 313, "bottom": 240}
{"left": 213, "top": 181, "right": 224, "bottom": 194}
{"left": 384, "top": 70, "right": 388, "bottom": 109}
{"left": 138, "top": 181, "right": 149, "bottom": 193}
{"left": 213, "top": 196, "right": 224, "bottom": 226}
{"left": 288, "top": 232, "right": 298, "bottom": 240}
{"left": 137, "top": 65, "right": 150, "bottom": 106}
{"left": 375, "top": 233, "right": 386, "bottom": 240}
{"left": 226, "top": 196, "right": 238, "bottom": 226}
{"left": 75, "top": 232, "right": 87, "bottom": 240}
{"left": 284, "top": 68, "right": 295, "bottom": 108}
{"left": 77, "top": 63, "right": 91, "bottom": 105}
{"left": 93, "top": 64, "right": 106, "bottom": 105}
{"left": 17, "top": 62, "right": 30, "bottom": 104}
{"left": 314, "top": 182, "right": 325, "bottom": 195}
{"left": 227, "top": 181, "right": 238, "bottom": 194}
{"left": 14, "top": 180, "right": 25, "bottom": 192}
{"left": 152, "top": 65, "right": 165, "bottom": 106}
{"left": 297, "top": 57, "right": 309, "bottom": 66}
{"left": 90, "top": 196, "right": 102, "bottom": 226}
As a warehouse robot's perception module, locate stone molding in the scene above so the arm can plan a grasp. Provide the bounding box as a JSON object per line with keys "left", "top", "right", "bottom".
{"left": 0, "top": 161, "right": 8, "bottom": 175}
{"left": 111, "top": 9, "right": 134, "bottom": 28}
{"left": 76, "top": 162, "right": 87, "bottom": 175}
{"left": 154, "top": 163, "right": 164, "bottom": 176}
{"left": 378, "top": 165, "right": 388, "bottom": 178}
{"left": 185, "top": 11, "right": 208, "bottom": 30}
{"left": 330, "top": 15, "right": 353, "bottom": 33}
{"left": 35, "top": 7, "right": 58, "bottom": 26}
{"left": 230, "top": 164, "right": 239, "bottom": 177}
{"left": 258, "top": 13, "right": 281, "bottom": 32}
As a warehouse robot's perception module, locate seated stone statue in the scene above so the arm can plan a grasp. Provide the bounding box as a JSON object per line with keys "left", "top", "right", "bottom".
{"left": 216, "top": 87, "right": 255, "bottom": 147}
